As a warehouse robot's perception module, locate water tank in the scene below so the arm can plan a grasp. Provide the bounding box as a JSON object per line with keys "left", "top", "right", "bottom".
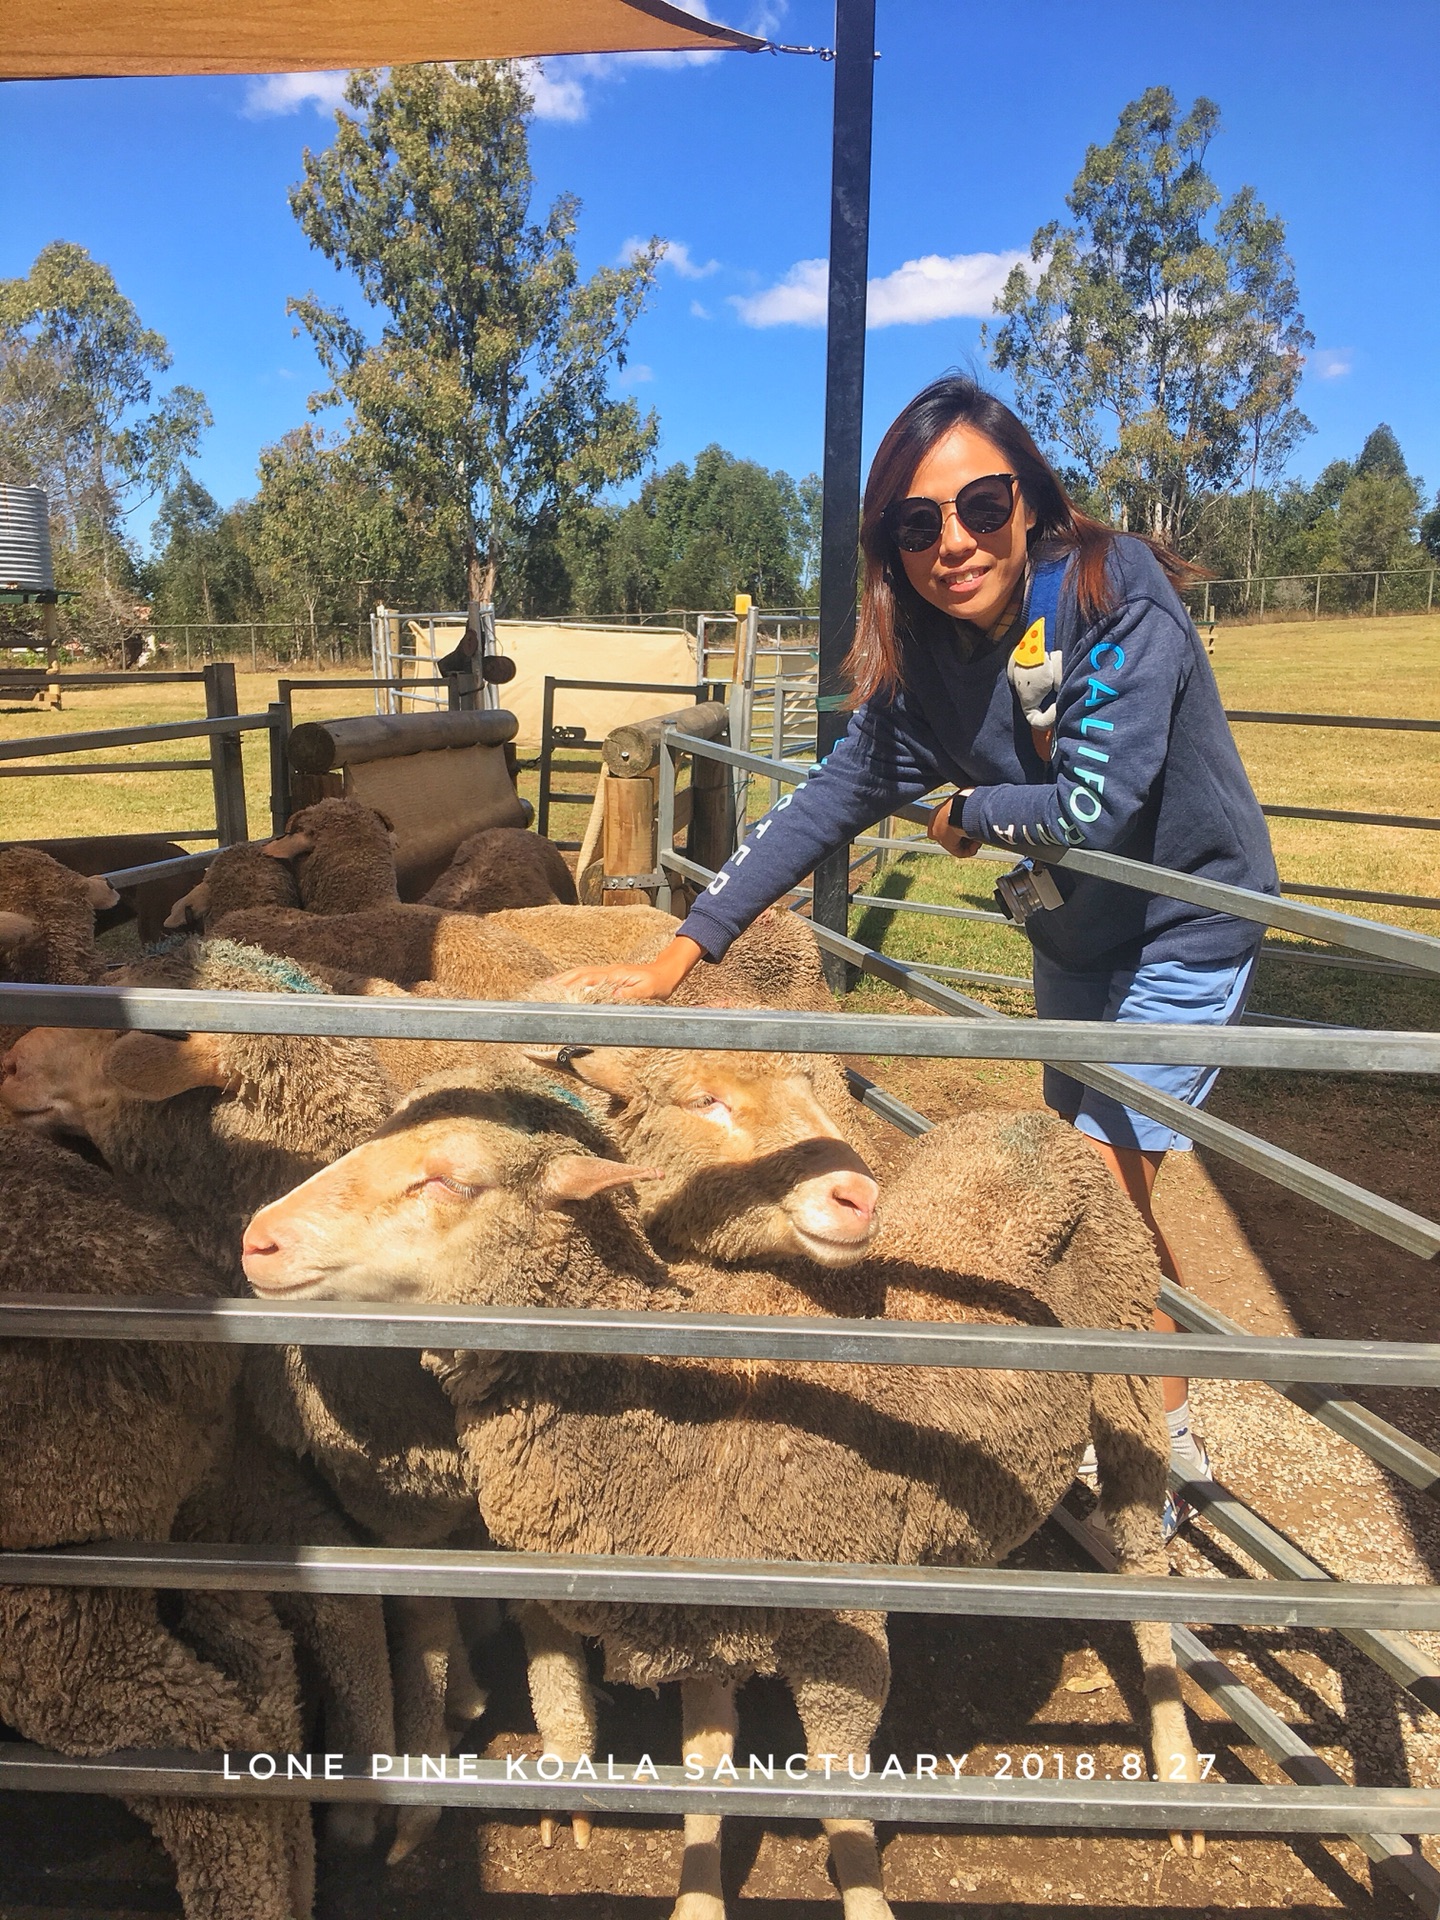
{"left": 0, "top": 485, "right": 54, "bottom": 593}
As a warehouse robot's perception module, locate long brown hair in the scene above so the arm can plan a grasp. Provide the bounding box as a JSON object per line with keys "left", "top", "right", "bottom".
{"left": 845, "top": 376, "right": 1197, "bottom": 706}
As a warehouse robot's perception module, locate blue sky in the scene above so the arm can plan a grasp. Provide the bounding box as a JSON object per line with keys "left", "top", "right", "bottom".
{"left": 3, "top": 0, "right": 1437, "bottom": 540}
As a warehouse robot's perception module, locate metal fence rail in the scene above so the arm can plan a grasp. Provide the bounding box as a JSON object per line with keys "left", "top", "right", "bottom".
{"left": 4, "top": 701, "right": 1440, "bottom": 1880}
{"left": 8, "top": 1540, "right": 1440, "bottom": 1630}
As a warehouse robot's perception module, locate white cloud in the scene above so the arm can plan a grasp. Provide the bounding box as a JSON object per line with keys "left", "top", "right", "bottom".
{"left": 731, "top": 250, "right": 1031, "bottom": 330}
{"left": 243, "top": 70, "right": 350, "bottom": 117}
{"left": 1310, "top": 348, "right": 1353, "bottom": 381}
{"left": 866, "top": 250, "right": 1030, "bottom": 327}
{"left": 623, "top": 237, "right": 720, "bottom": 279}
{"left": 618, "top": 363, "right": 655, "bottom": 385}
{"left": 690, "top": 300, "right": 712, "bottom": 320}
{"left": 662, "top": 240, "right": 720, "bottom": 279}
{"left": 730, "top": 257, "right": 829, "bottom": 327}
{"left": 516, "top": 59, "right": 589, "bottom": 122}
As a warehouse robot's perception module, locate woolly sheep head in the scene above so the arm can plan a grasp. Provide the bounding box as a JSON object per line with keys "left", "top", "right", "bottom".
{"left": 524, "top": 1035, "right": 878, "bottom": 1269}
{"left": 164, "top": 841, "right": 302, "bottom": 931}
{"left": 0, "top": 849, "right": 117, "bottom": 978}
{"left": 262, "top": 799, "right": 400, "bottom": 912}
{"left": 241, "top": 1075, "right": 656, "bottom": 1303}
{"left": 1, "top": 1023, "right": 242, "bottom": 1140}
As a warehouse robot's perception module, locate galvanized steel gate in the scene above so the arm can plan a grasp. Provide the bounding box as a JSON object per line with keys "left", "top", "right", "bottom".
{"left": 2, "top": 726, "right": 1440, "bottom": 1904}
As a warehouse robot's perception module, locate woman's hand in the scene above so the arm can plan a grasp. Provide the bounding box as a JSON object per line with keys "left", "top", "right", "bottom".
{"left": 543, "top": 935, "right": 704, "bottom": 1004}
{"left": 927, "top": 791, "right": 981, "bottom": 859}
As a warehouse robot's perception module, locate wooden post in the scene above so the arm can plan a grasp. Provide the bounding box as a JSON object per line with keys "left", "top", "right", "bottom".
{"left": 602, "top": 767, "right": 657, "bottom": 906}
{"left": 202, "top": 660, "right": 248, "bottom": 845}
{"left": 267, "top": 700, "right": 291, "bottom": 837}
{"left": 688, "top": 733, "right": 735, "bottom": 876}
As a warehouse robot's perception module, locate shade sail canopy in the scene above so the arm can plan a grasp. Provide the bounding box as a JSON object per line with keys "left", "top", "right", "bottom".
{"left": 4, "top": 0, "right": 763, "bottom": 81}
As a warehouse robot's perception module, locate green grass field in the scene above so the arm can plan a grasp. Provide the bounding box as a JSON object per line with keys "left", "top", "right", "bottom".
{"left": 2, "top": 614, "right": 1437, "bottom": 1030}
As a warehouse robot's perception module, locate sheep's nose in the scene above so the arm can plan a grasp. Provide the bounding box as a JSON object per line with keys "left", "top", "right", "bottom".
{"left": 240, "top": 1211, "right": 287, "bottom": 1282}
{"left": 827, "top": 1170, "right": 879, "bottom": 1229}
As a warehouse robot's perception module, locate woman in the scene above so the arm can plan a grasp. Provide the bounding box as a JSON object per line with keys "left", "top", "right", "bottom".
{"left": 558, "top": 375, "right": 1278, "bottom": 1537}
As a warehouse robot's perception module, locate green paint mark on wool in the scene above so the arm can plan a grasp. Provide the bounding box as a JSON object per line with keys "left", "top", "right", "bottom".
{"left": 199, "top": 940, "right": 328, "bottom": 996}
{"left": 143, "top": 933, "right": 326, "bottom": 998}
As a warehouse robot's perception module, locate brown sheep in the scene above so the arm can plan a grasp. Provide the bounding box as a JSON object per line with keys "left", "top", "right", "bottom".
{"left": 0, "top": 1127, "right": 313, "bottom": 1920}
{"left": 420, "top": 826, "right": 578, "bottom": 913}
{"left": 0, "top": 845, "right": 117, "bottom": 985}
{"left": 0, "top": 939, "right": 484, "bottom": 1862}
{"left": 164, "top": 840, "right": 303, "bottom": 931}
{"left": 241, "top": 1070, "right": 1197, "bottom": 1919}
{"left": 494, "top": 901, "right": 834, "bottom": 1011}
{"left": 263, "top": 798, "right": 401, "bottom": 912}
{"left": 0, "top": 846, "right": 119, "bottom": 1057}
{"left": 210, "top": 900, "right": 556, "bottom": 1001}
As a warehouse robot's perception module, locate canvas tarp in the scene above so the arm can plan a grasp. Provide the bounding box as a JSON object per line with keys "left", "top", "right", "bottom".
{"left": 7, "top": 0, "right": 761, "bottom": 79}
{"left": 413, "top": 621, "right": 702, "bottom": 748}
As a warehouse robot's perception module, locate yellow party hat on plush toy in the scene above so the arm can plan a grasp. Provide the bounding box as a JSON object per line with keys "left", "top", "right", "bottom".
{"left": 1012, "top": 616, "right": 1047, "bottom": 669}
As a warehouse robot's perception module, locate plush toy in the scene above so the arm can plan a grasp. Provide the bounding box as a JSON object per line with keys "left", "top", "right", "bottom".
{"left": 1007, "top": 614, "right": 1064, "bottom": 733}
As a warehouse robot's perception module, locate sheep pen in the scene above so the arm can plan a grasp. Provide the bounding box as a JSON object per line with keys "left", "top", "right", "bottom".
{"left": 1, "top": 663, "right": 1438, "bottom": 1917}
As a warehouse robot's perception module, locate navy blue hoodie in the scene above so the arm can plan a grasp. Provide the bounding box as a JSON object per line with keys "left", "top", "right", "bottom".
{"left": 679, "top": 536, "right": 1277, "bottom": 973}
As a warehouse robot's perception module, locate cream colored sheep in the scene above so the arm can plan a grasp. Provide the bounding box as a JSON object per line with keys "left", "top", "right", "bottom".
{"left": 164, "top": 840, "right": 302, "bottom": 931}
{"left": 242, "top": 1068, "right": 1198, "bottom": 1920}
{"left": 0, "top": 941, "right": 481, "bottom": 1863}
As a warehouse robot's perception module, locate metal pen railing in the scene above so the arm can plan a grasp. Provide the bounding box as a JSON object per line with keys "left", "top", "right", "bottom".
{"left": 2, "top": 708, "right": 1439, "bottom": 1888}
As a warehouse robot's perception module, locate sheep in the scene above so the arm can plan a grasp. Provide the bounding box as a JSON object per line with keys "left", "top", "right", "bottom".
{"left": 164, "top": 840, "right": 303, "bottom": 932}
{"left": 0, "top": 846, "right": 120, "bottom": 1058}
{"left": 263, "top": 798, "right": 401, "bottom": 913}
{"left": 0, "top": 844, "right": 117, "bottom": 984}
{"left": 536, "top": 1036, "right": 1199, "bottom": 1835}
{"left": 0, "top": 1126, "right": 313, "bottom": 1920}
{"left": 240, "top": 1067, "right": 1198, "bottom": 1919}
{"left": 0, "top": 938, "right": 486, "bottom": 1860}
{"left": 7, "top": 833, "right": 190, "bottom": 942}
{"left": 495, "top": 901, "right": 834, "bottom": 1011}
{"left": 420, "top": 826, "right": 578, "bottom": 913}
{"left": 208, "top": 900, "right": 557, "bottom": 1001}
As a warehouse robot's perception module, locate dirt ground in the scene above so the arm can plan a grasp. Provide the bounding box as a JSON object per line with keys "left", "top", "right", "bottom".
{"left": 3, "top": 1046, "right": 1438, "bottom": 1920}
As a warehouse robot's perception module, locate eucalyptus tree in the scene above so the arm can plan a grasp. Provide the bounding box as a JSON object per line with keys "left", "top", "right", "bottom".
{"left": 986, "top": 88, "right": 1312, "bottom": 557}
{"left": 288, "top": 63, "right": 660, "bottom": 608}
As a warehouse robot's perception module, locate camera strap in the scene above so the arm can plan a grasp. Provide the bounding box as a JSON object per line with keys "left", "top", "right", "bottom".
{"left": 1006, "top": 555, "right": 1069, "bottom": 758}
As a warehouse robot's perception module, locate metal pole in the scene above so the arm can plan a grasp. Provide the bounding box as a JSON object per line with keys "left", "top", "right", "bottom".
{"left": 813, "top": 0, "right": 876, "bottom": 994}
{"left": 1315, "top": 572, "right": 1322, "bottom": 618}
{"left": 1374, "top": 570, "right": 1382, "bottom": 618}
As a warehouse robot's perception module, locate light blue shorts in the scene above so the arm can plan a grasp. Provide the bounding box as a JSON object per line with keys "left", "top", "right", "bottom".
{"left": 1030, "top": 947, "right": 1258, "bottom": 1154}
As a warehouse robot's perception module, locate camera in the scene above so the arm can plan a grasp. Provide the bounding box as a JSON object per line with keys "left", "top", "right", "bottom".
{"left": 993, "top": 859, "right": 1063, "bottom": 924}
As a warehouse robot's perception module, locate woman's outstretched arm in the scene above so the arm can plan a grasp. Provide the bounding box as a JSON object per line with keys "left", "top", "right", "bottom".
{"left": 550, "top": 701, "right": 942, "bottom": 1000}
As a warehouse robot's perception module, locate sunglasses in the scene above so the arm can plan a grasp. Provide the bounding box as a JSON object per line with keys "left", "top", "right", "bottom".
{"left": 883, "top": 472, "right": 1019, "bottom": 552}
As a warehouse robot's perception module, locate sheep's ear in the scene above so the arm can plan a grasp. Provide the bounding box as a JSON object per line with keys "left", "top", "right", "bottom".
{"left": 163, "top": 881, "right": 209, "bottom": 931}
{"left": 84, "top": 873, "right": 121, "bottom": 909}
{"left": 524, "top": 1045, "right": 641, "bottom": 1101}
{"left": 262, "top": 830, "right": 315, "bottom": 862}
{"left": 0, "top": 911, "right": 37, "bottom": 953}
{"left": 372, "top": 807, "right": 397, "bottom": 833}
{"left": 104, "top": 1030, "right": 233, "bottom": 1100}
{"left": 540, "top": 1155, "right": 662, "bottom": 1205}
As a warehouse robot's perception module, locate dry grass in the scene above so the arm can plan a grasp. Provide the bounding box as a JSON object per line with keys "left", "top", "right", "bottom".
{"left": 2, "top": 620, "right": 1437, "bottom": 1030}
